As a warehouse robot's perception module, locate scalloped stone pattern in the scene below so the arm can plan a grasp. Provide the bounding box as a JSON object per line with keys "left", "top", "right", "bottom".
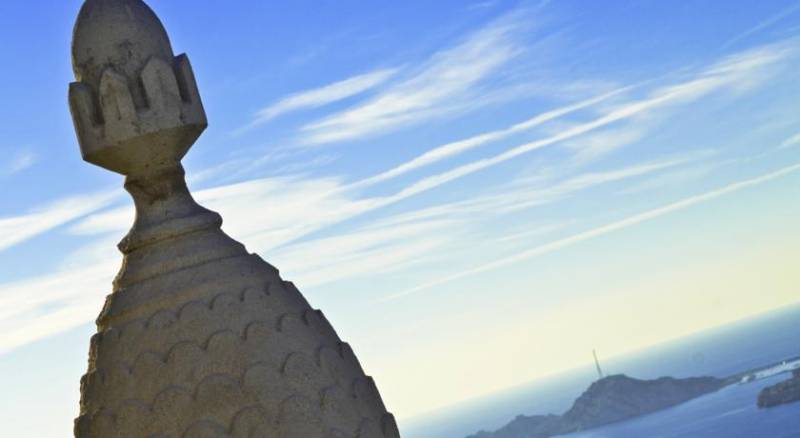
{"left": 74, "top": 258, "right": 400, "bottom": 438}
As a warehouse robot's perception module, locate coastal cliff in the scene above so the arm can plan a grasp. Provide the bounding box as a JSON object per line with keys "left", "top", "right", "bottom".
{"left": 758, "top": 369, "right": 800, "bottom": 408}
{"left": 468, "top": 375, "right": 725, "bottom": 438}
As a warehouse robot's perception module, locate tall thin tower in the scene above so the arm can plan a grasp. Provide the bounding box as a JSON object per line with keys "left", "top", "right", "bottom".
{"left": 68, "top": 1, "right": 399, "bottom": 436}
{"left": 593, "top": 349, "right": 605, "bottom": 380}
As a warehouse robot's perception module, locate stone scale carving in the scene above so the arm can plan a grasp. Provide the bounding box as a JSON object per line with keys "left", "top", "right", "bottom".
{"left": 67, "top": 1, "right": 400, "bottom": 436}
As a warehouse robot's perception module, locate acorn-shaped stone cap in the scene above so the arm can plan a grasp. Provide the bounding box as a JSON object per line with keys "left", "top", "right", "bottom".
{"left": 72, "top": 0, "right": 173, "bottom": 95}
{"left": 68, "top": 0, "right": 207, "bottom": 176}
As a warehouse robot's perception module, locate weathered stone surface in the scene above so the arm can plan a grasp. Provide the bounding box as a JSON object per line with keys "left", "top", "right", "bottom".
{"left": 69, "top": 0, "right": 206, "bottom": 176}
{"left": 67, "top": 1, "right": 398, "bottom": 437}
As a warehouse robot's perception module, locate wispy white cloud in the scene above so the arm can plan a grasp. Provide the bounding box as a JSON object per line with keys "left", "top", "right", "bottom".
{"left": 0, "top": 215, "right": 449, "bottom": 354}
{"left": 70, "top": 176, "right": 371, "bottom": 251}
{"left": 1, "top": 149, "right": 38, "bottom": 176}
{"left": 68, "top": 203, "right": 133, "bottom": 236}
{"left": 199, "top": 176, "right": 380, "bottom": 252}
{"left": 513, "top": 158, "right": 691, "bottom": 203}
{"left": 0, "top": 264, "right": 112, "bottom": 355}
{"left": 60, "top": 155, "right": 684, "bottom": 321}
{"left": 300, "top": 12, "right": 526, "bottom": 144}
{"left": 780, "top": 131, "right": 800, "bottom": 149}
{"left": 0, "top": 190, "right": 119, "bottom": 253}
{"left": 358, "top": 42, "right": 788, "bottom": 199}
{"left": 186, "top": 148, "right": 311, "bottom": 186}
{"left": 217, "top": 151, "right": 339, "bottom": 184}
{"left": 350, "top": 85, "right": 634, "bottom": 188}
{"left": 0, "top": 234, "right": 120, "bottom": 354}
{"left": 239, "top": 68, "right": 398, "bottom": 132}
{"left": 382, "top": 161, "right": 800, "bottom": 301}
{"left": 272, "top": 219, "right": 455, "bottom": 288}
{"left": 55, "top": 42, "right": 791, "bottom": 306}
{"left": 75, "top": 37, "right": 775, "bottom": 244}
{"left": 407, "top": 156, "right": 693, "bottom": 218}
{"left": 267, "top": 156, "right": 690, "bottom": 287}
{"left": 271, "top": 159, "right": 683, "bottom": 290}
{"left": 618, "top": 163, "right": 719, "bottom": 195}
{"left": 4, "top": 177, "right": 371, "bottom": 353}
{"left": 721, "top": 2, "right": 800, "bottom": 50}
{"left": 0, "top": 150, "right": 782, "bottom": 354}
{"left": 3, "top": 36, "right": 795, "bottom": 357}
{"left": 491, "top": 223, "right": 570, "bottom": 244}
{"left": 564, "top": 124, "right": 650, "bottom": 164}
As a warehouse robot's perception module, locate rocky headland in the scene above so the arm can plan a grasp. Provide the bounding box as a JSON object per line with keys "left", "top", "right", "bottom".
{"left": 758, "top": 369, "right": 800, "bottom": 409}
{"left": 468, "top": 374, "right": 725, "bottom": 438}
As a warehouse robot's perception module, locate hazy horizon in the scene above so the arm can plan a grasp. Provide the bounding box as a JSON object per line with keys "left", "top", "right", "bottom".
{"left": 406, "top": 301, "right": 800, "bottom": 419}
{"left": 405, "top": 302, "right": 800, "bottom": 437}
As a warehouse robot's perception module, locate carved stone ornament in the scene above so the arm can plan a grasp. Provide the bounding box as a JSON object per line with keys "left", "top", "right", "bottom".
{"left": 68, "top": 1, "right": 399, "bottom": 437}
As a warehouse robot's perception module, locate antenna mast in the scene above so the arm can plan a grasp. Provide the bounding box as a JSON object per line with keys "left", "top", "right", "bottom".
{"left": 593, "top": 349, "right": 605, "bottom": 380}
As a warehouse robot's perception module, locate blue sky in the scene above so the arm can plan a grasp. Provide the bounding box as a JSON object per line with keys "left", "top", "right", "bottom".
{"left": 1, "top": 0, "right": 800, "bottom": 436}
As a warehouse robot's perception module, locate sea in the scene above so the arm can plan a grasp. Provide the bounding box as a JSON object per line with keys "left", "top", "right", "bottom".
{"left": 402, "top": 303, "right": 800, "bottom": 438}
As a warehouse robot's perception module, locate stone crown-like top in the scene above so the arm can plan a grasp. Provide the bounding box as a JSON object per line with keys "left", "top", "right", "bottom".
{"left": 69, "top": 0, "right": 207, "bottom": 176}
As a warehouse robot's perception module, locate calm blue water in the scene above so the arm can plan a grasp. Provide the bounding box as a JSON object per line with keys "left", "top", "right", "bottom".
{"left": 403, "top": 303, "right": 800, "bottom": 437}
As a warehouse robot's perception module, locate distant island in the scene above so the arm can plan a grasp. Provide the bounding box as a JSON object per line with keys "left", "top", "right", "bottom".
{"left": 758, "top": 369, "right": 800, "bottom": 408}
{"left": 467, "top": 374, "right": 725, "bottom": 438}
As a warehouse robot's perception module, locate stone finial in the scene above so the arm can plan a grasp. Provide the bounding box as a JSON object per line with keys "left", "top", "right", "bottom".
{"left": 69, "top": 0, "right": 207, "bottom": 176}
{"left": 68, "top": 2, "right": 400, "bottom": 437}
